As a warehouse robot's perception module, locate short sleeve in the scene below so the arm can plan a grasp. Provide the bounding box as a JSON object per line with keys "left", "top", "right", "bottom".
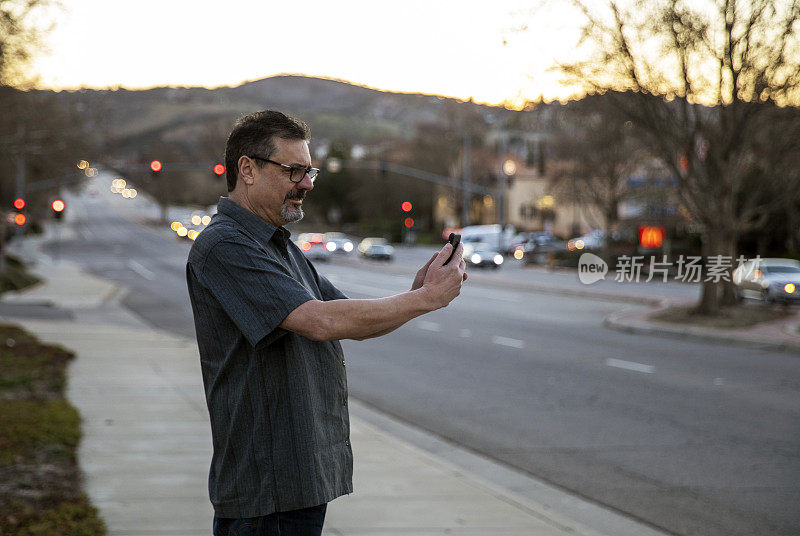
{"left": 318, "top": 273, "right": 348, "bottom": 301}
{"left": 198, "top": 239, "right": 316, "bottom": 347}
{"left": 303, "top": 257, "right": 348, "bottom": 301}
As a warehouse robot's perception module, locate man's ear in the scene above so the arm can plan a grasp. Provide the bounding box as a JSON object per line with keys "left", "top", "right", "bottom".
{"left": 238, "top": 155, "right": 256, "bottom": 186}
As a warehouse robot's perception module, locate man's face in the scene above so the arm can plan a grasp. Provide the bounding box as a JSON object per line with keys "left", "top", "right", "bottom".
{"left": 244, "top": 138, "right": 314, "bottom": 226}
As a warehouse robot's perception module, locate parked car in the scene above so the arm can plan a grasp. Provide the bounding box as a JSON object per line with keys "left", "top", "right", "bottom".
{"left": 295, "top": 233, "right": 331, "bottom": 261}
{"left": 732, "top": 258, "right": 800, "bottom": 303}
{"left": 466, "top": 248, "right": 504, "bottom": 269}
{"left": 513, "top": 232, "right": 565, "bottom": 264}
{"left": 363, "top": 243, "right": 394, "bottom": 261}
{"left": 567, "top": 230, "right": 605, "bottom": 251}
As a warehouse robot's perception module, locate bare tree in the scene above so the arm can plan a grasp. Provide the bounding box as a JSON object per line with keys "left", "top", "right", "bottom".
{"left": 551, "top": 94, "right": 642, "bottom": 259}
{"left": 554, "top": 0, "right": 800, "bottom": 313}
{"left": 0, "top": 0, "right": 54, "bottom": 87}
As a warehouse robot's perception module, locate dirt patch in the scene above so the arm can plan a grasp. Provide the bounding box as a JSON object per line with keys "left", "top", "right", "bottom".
{"left": 0, "top": 325, "right": 105, "bottom": 536}
{"left": 650, "top": 303, "right": 795, "bottom": 329}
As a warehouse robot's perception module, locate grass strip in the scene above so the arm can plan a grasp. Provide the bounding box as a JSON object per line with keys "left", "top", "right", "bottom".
{"left": 0, "top": 324, "right": 106, "bottom": 536}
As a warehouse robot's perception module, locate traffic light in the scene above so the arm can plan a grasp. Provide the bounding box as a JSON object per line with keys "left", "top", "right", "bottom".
{"left": 213, "top": 164, "right": 225, "bottom": 178}
{"left": 401, "top": 200, "right": 413, "bottom": 228}
{"left": 12, "top": 198, "right": 26, "bottom": 226}
{"left": 150, "top": 160, "right": 163, "bottom": 175}
{"left": 52, "top": 199, "right": 65, "bottom": 221}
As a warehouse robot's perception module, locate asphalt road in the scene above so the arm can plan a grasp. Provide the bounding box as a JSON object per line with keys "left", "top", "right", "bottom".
{"left": 42, "top": 173, "right": 800, "bottom": 536}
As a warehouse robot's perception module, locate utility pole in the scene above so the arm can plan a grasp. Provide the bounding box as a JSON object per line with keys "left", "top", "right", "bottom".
{"left": 462, "top": 135, "right": 471, "bottom": 227}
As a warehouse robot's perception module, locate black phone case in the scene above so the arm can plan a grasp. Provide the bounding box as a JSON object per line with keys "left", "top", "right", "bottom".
{"left": 444, "top": 233, "right": 460, "bottom": 265}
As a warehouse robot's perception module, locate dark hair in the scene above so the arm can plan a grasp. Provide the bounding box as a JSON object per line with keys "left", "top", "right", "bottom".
{"left": 224, "top": 110, "right": 311, "bottom": 192}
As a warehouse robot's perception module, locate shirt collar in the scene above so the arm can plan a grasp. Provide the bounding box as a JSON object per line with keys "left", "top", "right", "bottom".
{"left": 217, "top": 197, "right": 291, "bottom": 247}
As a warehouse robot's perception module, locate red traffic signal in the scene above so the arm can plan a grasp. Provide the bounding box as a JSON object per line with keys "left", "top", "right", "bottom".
{"left": 13, "top": 198, "right": 25, "bottom": 210}
{"left": 52, "top": 199, "right": 65, "bottom": 213}
{"left": 14, "top": 214, "right": 26, "bottom": 226}
{"left": 150, "top": 160, "right": 163, "bottom": 173}
{"left": 404, "top": 217, "right": 414, "bottom": 228}
{"left": 213, "top": 164, "right": 226, "bottom": 176}
{"left": 639, "top": 226, "right": 665, "bottom": 248}
{"left": 401, "top": 201, "right": 412, "bottom": 212}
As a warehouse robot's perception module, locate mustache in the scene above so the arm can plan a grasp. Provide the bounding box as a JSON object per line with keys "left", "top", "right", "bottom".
{"left": 285, "top": 190, "right": 306, "bottom": 201}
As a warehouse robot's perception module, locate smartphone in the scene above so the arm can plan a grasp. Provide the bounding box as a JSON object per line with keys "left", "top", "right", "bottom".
{"left": 444, "top": 233, "right": 461, "bottom": 265}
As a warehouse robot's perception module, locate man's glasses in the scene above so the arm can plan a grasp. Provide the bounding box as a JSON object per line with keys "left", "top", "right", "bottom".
{"left": 249, "top": 155, "right": 319, "bottom": 183}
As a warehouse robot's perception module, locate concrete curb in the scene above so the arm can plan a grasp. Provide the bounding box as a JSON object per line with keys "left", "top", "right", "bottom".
{"left": 604, "top": 306, "right": 800, "bottom": 356}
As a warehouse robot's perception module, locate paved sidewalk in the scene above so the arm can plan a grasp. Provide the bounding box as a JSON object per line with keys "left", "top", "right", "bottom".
{"left": 605, "top": 301, "right": 800, "bottom": 355}
{"left": 0, "top": 258, "right": 669, "bottom": 536}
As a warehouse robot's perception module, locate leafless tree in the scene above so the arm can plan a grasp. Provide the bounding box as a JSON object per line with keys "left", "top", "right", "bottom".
{"left": 554, "top": 0, "right": 800, "bottom": 313}
{"left": 551, "top": 94, "right": 642, "bottom": 259}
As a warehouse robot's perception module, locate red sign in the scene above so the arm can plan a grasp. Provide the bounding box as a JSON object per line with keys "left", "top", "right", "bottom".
{"left": 639, "top": 226, "right": 665, "bottom": 248}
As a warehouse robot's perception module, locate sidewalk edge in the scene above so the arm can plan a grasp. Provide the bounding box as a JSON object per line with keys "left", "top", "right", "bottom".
{"left": 604, "top": 308, "right": 800, "bottom": 356}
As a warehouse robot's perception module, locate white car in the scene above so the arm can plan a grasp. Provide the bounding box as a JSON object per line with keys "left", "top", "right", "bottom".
{"left": 733, "top": 258, "right": 800, "bottom": 303}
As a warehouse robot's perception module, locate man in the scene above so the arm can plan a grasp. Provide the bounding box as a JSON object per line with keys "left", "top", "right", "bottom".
{"left": 186, "top": 110, "right": 466, "bottom": 536}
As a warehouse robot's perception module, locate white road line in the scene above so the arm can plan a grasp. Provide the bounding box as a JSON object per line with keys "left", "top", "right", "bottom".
{"left": 605, "top": 358, "right": 655, "bottom": 374}
{"left": 492, "top": 336, "right": 525, "bottom": 349}
{"left": 418, "top": 321, "right": 442, "bottom": 332}
{"left": 464, "top": 290, "right": 521, "bottom": 303}
{"left": 459, "top": 329, "right": 472, "bottom": 338}
{"left": 335, "top": 281, "right": 394, "bottom": 297}
{"left": 127, "top": 260, "right": 156, "bottom": 280}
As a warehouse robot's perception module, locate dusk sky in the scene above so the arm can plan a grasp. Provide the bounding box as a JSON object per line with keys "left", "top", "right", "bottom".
{"left": 30, "top": 0, "right": 588, "bottom": 106}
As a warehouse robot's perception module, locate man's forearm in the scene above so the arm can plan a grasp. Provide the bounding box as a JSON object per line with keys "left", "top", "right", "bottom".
{"left": 318, "top": 290, "right": 434, "bottom": 341}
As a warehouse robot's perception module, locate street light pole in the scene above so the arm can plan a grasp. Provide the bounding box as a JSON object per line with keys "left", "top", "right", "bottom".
{"left": 462, "top": 135, "right": 471, "bottom": 227}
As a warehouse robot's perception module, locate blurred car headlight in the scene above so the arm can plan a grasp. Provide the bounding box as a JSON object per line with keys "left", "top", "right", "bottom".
{"left": 514, "top": 250, "right": 524, "bottom": 260}
{"left": 344, "top": 242, "right": 353, "bottom": 252}
{"left": 493, "top": 254, "right": 504, "bottom": 265}
{"left": 785, "top": 283, "right": 796, "bottom": 294}
{"left": 471, "top": 253, "right": 482, "bottom": 264}
{"left": 326, "top": 242, "right": 337, "bottom": 252}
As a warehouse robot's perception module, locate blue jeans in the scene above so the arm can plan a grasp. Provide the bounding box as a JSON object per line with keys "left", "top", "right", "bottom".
{"left": 213, "top": 504, "right": 327, "bottom": 536}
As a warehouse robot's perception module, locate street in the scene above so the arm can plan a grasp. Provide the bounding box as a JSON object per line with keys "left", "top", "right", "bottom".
{"left": 43, "top": 173, "right": 800, "bottom": 536}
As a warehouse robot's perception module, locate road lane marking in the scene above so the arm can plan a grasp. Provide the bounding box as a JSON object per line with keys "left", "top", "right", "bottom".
{"left": 492, "top": 336, "right": 525, "bottom": 349}
{"left": 127, "top": 260, "right": 155, "bottom": 280}
{"left": 418, "top": 321, "right": 441, "bottom": 332}
{"left": 605, "top": 358, "right": 655, "bottom": 374}
{"left": 335, "top": 281, "right": 395, "bottom": 297}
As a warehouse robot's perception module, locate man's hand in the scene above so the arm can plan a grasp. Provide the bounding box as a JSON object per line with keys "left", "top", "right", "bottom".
{"left": 412, "top": 249, "right": 468, "bottom": 291}
{"left": 419, "top": 243, "right": 467, "bottom": 309}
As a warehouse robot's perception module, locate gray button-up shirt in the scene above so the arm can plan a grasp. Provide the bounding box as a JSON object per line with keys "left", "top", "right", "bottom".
{"left": 186, "top": 197, "right": 352, "bottom": 518}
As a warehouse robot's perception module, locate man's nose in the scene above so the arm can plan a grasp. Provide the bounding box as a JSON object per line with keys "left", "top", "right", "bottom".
{"left": 297, "top": 172, "right": 314, "bottom": 191}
